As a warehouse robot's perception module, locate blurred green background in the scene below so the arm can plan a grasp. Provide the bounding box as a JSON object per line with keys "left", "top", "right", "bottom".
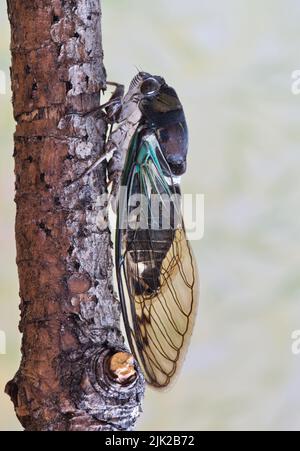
{"left": 1, "top": 0, "right": 300, "bottom": 431}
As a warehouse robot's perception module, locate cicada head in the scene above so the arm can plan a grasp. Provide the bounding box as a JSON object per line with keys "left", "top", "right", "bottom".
{"left": 132, "top": 72, "right": 189, "bottom": 177}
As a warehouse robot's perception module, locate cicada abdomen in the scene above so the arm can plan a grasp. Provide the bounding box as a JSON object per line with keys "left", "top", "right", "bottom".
{"left": 115, "top": 74, "right": 199, "bottom": 388}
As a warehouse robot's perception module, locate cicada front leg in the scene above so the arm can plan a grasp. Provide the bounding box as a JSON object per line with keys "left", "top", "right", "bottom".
{"left": 104, "top": 82, "right": 125, "bottom": 123}
{"left": 68, "top": 82, "right": 125, "bottom": 184}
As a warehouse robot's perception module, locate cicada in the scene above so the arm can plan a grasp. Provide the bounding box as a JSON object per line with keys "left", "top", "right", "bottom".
{"left": 88, "top": 72, "right": 199, "bottom": 388}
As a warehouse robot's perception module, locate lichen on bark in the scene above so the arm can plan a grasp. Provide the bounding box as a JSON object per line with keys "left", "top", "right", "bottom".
{"left": 5, "top": 0, "right": 144, "bottom": 431}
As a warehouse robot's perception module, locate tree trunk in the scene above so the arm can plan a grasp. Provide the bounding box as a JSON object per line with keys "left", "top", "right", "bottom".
{"left": 5, "top": 0, "right": 144, "bottom": 431}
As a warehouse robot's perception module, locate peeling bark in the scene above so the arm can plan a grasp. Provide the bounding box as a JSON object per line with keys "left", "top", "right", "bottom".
{"left": 5, "top": 0, "right": 144, "bottom": 431}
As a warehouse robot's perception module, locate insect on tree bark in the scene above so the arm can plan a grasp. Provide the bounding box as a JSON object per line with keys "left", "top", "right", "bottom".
{"left": 5, "top": 0, "right": 144, "bottom": 431}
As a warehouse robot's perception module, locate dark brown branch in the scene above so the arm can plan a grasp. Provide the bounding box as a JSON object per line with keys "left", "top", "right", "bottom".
{"left": 5, "top": 0, "right": 144, "bottom": 431}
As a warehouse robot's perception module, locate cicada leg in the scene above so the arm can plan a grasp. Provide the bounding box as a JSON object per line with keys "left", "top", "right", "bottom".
{"left": 107, "top": 115, "right": 142, "bottom": 213}
{"left": 107, "top": 148, "right": 123, "bottom": 213}
{"left": 67, "top": 82, "right": 125, "bottom": 185}
{"left": 104, "top": 82, "right": 125, "bottom": 123}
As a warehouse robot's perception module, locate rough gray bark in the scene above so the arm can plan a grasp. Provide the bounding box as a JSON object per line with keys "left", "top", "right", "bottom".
{"left": 5, "top": 0, "right": 144, "bottom": 431}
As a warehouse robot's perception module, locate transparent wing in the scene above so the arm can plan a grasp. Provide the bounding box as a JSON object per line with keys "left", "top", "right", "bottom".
{"left": 116, "top": 130, "right": 199, "bottom": 388}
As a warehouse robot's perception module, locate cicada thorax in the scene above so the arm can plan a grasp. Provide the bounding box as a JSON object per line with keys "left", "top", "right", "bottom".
{"left": 139, "top": 83, "right": 188, "bottom": 177}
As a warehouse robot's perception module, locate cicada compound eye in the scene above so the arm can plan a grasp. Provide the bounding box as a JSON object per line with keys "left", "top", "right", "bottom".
{"left": 140, "top": 77, "right": 161, "bottom": 96}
